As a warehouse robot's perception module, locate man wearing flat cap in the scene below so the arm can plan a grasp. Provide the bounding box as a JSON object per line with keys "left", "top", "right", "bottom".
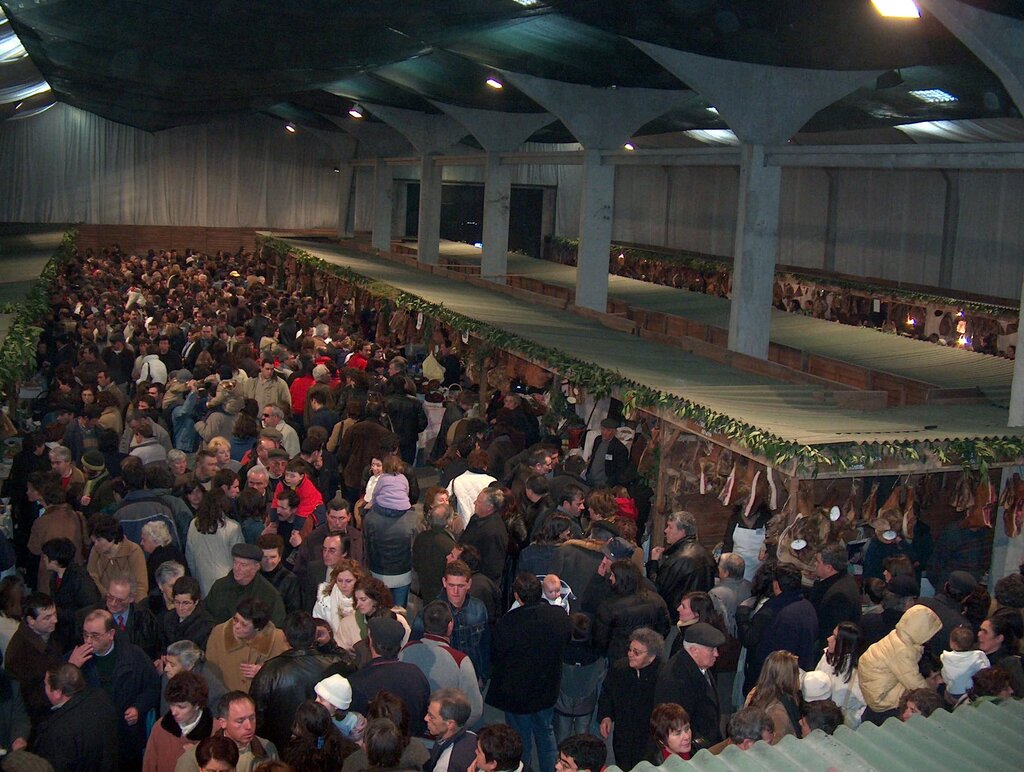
{"left": 586, "top": 417, "right": 630, "bottom": 488}
{"left": 348, "top": 616, "right": 432, "bottom": 737}
{"left": 653, "top": 622, "right": 725, "bottom": 749}
{"left": 204, "top": 543, "right": 286, "bottom": 627}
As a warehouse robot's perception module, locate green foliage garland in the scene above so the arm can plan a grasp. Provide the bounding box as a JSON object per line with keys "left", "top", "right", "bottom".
{"left": 0, "top": 227, "right": 76, "bottom": 398}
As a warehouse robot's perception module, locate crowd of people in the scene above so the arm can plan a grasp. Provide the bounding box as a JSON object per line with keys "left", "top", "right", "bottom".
{"left": 0, "top": 242, "right": 1020, "bottom": 772}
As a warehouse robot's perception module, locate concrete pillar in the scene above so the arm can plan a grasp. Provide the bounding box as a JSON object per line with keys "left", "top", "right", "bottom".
{"left": 629, "top": 41, "right": 880, "bottom": 357}
{"left": 362, "top": 104, "right": 467, "bottom": 267}
{"left": 371, "top": 160, "right": 394, "bottom": 253}
{"left": 729, "top": 144, "right": 782, "bottom": 359}
{"left": 431, "top": 103, "right": 555, "bottom": 284}
{"left": 335, "top": 163, "right": 356, "bottom": 240}
{"left": 481, "top": 152, "right": 512, "bottom": 282}
{"left": 823, "top": 170, "right": 840, "bottom": 273}
{"left": 498, "top": 74, "right": 692, "bottom": 311}
{"left": 576, "top": 150, "right": 616, "bottom": 312}
{"left": 938, "top": 170, "right": 960, "bottom": 289}
{"left": 417, "top": 154, "right": 442, "bottom": 266}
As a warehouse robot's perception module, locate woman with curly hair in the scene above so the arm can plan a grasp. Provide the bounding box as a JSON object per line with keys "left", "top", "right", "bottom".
{"left": 312, "top": 559, "right": 364, "bottom": 644}
{"left": 282, "top": 700, "right": 357, "bottom": 772}
{"left": 335, "top": 577, "right": 410, "bottom": 662}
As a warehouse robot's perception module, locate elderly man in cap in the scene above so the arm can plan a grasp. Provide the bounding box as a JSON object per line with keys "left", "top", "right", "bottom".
{"left": 349, "top": 616, "right": 432, "bottom": 737}
{"left": 653, "top": 622, "right": 725, "bottom": 748}
{"left": 586, "top": 417, "right": 630, "bottom": 488}
{"left": 204, "top": 543, "right": 286, "bottom": 627}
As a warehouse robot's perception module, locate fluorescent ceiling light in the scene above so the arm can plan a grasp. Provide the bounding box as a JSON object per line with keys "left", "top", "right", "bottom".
{"left": 871, "top": 0, "right": 920, "bottom": 18}
{"left": 348, "top": 103, "right": 364, "bottom": 119}
{"left": 623, "top": 143, "right": 635, "bottom": 151}
{"left": 285, "top": 122, "right": 297, "bottom": 133}
{"left": 0, "top": 35, "right": 26, "bottom": 62}
{"left": 513, "top": 0, "right": 541, "bottom": 6}
{"left": 684, "top": 129, "right": 739, "bottom": 146}
{"left": 486, "top": 77, "right": 503, "bottom": 89}
{"left": 910, "top": 89, "right": 957, "bottom": 104}
{"left": 706, "top": 106, "right": 719, "bottom": 115}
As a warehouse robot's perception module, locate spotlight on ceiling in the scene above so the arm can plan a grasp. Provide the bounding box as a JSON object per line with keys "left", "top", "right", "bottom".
{"left": 348, "top": 103, "right": 364, "bottom": 119}
{"left": 871, "top": 0, "right": 920, "bottom": 18}
{"left": 332, "top": 166, "right": 341, "bottom": 174}
{"left": 876, "top": 69, "right": 904, "bottom": 89}
{"left": 284, "top": 122, "right": 297, "bottom": 133}
{"left": 486, "top": 77, "right": 503, "bottom": 90}
{"left": 623, "top": 143, "right": 635, "bottom": 151}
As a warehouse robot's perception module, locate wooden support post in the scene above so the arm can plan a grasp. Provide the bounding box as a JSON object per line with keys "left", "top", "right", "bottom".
{"left": 649, "top": 423, "right": 680, "bottom": 550}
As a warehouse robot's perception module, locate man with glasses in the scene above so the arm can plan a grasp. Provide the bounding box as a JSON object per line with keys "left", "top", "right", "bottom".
{"left": 69, "top": 608, "right": 161, "bottom": 768}
{"left": 89, "top": 575, "right": 161, "bottom": 658}
{"left": 162, "top": 575, "right": 215, "bottom": 650}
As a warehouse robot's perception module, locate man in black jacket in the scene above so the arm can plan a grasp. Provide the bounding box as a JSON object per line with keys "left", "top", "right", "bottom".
{"left": 32, "top": 663, "right": 119, "bottom": 771}
{"left": 68, "top": 609, "right": 161, "bottom": 768}
{"left": 647, "top": 511, "right": 715, "bottom": 622}
{"left": 258, "top": 534, "right": 303, "bottom": 613}
{"left": 809, "top": 545, "right": 861, "bottom": 651}
{"left": 486, "top": 573, "right": 572, "bottom": 772}
{"left": 460, "top": 488, "right": 508, "bottom": 584}
{"left": 585, "top": 418, "right": 630, "bottom": 488}
{"left": 161, "top": 575, "right": 215, "bottom": 650}
{"left": 249, "top": 612, "right": 347, "bottom": 751}
{"left": 653, "top": 623, "right": 725, "bottom": 749}
{"left": 349, "top": 617, "right": 431, "bottom": 737}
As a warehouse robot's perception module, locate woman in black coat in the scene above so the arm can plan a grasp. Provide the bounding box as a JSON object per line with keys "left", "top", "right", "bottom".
{"left": 593, "top": 559, "right": 671, "bottom": 662}
{"left": 597, "top": 626, "right": 664, "bottom": 771}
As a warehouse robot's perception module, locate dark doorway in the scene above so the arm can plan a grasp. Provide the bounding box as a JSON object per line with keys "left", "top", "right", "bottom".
{"left": 404, "top": 182, "right": 546, "bottom": 258}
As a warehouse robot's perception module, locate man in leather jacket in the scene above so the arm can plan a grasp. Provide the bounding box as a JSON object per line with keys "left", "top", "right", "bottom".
{"left": 248, "top": 612, "right": 350, "bottom": 752}
{"left": 647, "top": 511, "right": 715, "bottom": 623}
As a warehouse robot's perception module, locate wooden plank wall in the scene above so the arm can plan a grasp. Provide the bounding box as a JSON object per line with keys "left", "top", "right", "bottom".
{"left": 76, "top": 225, "right": 336, "bottom": 256}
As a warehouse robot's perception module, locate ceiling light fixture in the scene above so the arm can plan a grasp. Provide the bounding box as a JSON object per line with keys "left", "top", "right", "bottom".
{"left": 348, "top": 103, "right": 364, "bottom": 119}
{"left": 623, "top": 143, "right": 635, "bottom": 151}
{"left": 706, "top": 106, "right": 719, "bottom": 115}
{"left": 910, "top": 88, "right": 957, "bottom": 104}
{"left": 871, "top": 0, "right": 920, "bottom": 18}
{"left": 284, "top": 122, "right": 297, "bottom": 133}
{"left": 486, "top": 77, "right": 503, "bottom": 90}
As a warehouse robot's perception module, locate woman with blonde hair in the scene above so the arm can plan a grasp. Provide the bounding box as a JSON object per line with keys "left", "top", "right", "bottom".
{"left": 745, "top": 650, "right": 803, "bottom": 743}
{"left": 313, "top": 559, "right": 364, "bottom": 642}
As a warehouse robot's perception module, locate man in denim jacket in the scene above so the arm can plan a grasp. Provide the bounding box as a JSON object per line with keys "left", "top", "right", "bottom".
{"left": 411, "top": 560, "right": 490, "bottom": 683}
